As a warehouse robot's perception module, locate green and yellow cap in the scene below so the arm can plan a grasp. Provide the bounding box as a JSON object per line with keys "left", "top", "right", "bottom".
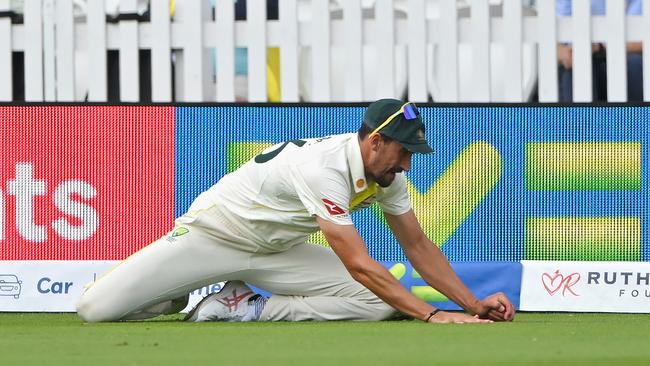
{"left": 363, "top": 99, "right": 434, "bottom": 154}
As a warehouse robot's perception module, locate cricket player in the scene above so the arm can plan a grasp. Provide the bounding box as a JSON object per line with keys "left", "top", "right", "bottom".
{"left": 76, "top": 99, "right": 515, "bottom": 324}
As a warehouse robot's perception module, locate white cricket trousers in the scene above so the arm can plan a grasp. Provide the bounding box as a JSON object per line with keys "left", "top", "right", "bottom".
{"left": 76, "top": 221, "right": 397, "bottom": 322}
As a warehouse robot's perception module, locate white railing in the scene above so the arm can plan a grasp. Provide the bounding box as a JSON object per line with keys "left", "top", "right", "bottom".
{"left": 1, "top": 0, "right": 649, "bottom": 103}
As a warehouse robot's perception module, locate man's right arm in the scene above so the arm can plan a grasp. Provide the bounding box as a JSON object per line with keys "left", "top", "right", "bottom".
{"left": 316, "top": 217, "right": 490, "bottom": 324}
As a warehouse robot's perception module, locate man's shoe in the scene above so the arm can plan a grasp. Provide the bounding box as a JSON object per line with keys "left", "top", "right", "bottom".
{"left": 184, "top": 281, "right": 256, "bottom": 322}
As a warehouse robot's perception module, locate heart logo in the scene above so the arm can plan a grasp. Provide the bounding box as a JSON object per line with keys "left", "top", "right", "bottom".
{"left": 542, "top": 270, "right": 580, "bottom": 297}
{"left": 542, "top": 270, "right": 564, "bottom": 295}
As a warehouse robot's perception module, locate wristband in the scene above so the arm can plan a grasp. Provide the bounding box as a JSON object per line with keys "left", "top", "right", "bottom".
{"left": 424, "top": 309, "right": 441, "bottom": 322}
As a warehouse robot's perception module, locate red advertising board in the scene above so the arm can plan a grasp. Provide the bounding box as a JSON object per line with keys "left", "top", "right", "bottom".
{"left": 0, "top": 106, "right": 175, "bottom": 260}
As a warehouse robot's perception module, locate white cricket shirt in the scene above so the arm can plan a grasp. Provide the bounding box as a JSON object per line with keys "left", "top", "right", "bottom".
{"left": 182, "top": 133, "right": 411, "bottom": 253}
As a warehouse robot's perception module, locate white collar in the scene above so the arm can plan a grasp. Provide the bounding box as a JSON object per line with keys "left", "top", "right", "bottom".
{"left": 346, "top": 134, "right": 368, "bottom": 193}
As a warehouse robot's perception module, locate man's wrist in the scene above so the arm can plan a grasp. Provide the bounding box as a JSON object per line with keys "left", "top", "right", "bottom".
{"left": 424, "top": 309, "right": 441, "bottom": 322}
{"left": 469, "top": 299, "right": 488, "bottom": 316}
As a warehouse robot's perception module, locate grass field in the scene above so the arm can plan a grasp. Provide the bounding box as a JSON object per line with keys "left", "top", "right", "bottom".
{"left": 1, "top": 313, "right": 649, "bottom": 366}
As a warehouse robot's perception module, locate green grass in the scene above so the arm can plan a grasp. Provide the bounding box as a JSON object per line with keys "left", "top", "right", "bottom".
{"left": 1, "top": 313, "right": 650, "bottom": 366}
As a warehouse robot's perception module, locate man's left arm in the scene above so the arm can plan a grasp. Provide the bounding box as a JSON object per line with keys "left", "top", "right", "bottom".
{"left": 385, "top": 209, "right": 515, "bottom": 321}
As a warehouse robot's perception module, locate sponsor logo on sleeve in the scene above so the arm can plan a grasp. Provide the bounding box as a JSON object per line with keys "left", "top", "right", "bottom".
{"left": 322, "top": 198, "right": 346, "bottom": 216}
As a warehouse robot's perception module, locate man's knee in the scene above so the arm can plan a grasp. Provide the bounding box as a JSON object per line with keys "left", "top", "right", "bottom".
{"left": 76, "top": 285, "right": 129, "bottom": 322}
{"left": 77, "top": 288, "right": 189, "bottom": 322}
{"left": 76, "top": 289, "right": 114, "bottom": 322}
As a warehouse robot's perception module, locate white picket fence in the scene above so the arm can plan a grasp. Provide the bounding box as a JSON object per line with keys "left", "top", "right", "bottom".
{"left": 1, "top": 0, "right": 649, "bottom": 103}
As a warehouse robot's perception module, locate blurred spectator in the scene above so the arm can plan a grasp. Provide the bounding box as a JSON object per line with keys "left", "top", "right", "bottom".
{"left": 557, "top": 0, "right": 643, "bottom": 101}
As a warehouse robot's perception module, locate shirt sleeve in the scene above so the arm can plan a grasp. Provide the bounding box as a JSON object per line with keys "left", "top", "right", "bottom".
{"left": 377, "top": 173, "right": 412, "bottom": 216}
{"left": 290, "top": 165, "right": 354, "bottom": 226}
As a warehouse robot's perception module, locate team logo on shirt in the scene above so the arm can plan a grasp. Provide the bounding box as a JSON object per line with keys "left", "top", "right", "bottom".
{"left": 322, "top": 199, "right": 346, "bottom": 216}
{"left": 172, "top": 227, "right": 189, "bottom": 237}
{"left": 167, "top": 227, "right": 190, "bottom": 242}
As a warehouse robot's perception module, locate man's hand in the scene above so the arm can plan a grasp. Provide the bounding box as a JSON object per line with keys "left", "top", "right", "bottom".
{"left": 475, "top": 292, "right": 515, "bottom": 322}
{"left": 428, "top": 311, "right": 493, "bottom": 324}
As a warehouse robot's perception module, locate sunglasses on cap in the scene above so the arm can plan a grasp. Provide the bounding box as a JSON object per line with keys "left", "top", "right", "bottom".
{"left": 369, "top": 102, "right": 420, "bottom": 137}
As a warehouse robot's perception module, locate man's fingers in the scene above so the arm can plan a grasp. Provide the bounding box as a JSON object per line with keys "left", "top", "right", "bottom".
{"left": 466, "top": 315, "right": 492, "bottom": 323}
{"left": 473, "top": 317, "right": 493, "bottom": 324}
{"left": 492, "top": 292, "right": 515, "bottom": 321}
{"left": 480, "top": 293, "right": 516, "bottom": 322}
{"left": 499, "top": 303, "right": 514, "bottom": 321}
{"left": 488, "top": 309, "right": 505, "bottom": 321}
{"left": 432, "top": 312, "right": 494, "bottom": 324}
{"left": 497, "top": 296, "right": 516, "bottom": 321}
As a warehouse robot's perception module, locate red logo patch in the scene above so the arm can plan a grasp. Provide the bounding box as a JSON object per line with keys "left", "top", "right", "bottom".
{"left": 322, "top": 199, "right": 346, "bottom": 216}
{"left": 542, "top": 270, "right": 581, "bottom": 297}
